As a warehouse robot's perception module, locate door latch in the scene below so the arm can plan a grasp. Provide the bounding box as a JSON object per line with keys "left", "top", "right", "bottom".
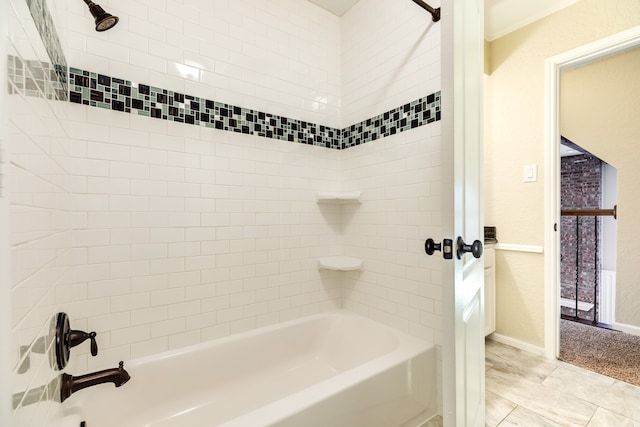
{"left": 424, "top": 238, "right": 453, "bottom": 259}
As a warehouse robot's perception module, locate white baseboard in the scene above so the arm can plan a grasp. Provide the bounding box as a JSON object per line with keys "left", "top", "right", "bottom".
{"left": 487, "top": 333, "right": 545, "bottom": 356}
{"left": 599, "top": 270, "right": 616, "bottom": 325}
{"left": 611, "top": 322, "right": 640, "bottom": 337}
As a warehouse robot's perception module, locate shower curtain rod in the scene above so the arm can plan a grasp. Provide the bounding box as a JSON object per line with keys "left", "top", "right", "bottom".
{"left": 411, "top": 0, "right": 440, "bottom": 22}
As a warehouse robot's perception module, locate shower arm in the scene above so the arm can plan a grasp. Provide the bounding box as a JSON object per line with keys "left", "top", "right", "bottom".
{"left": 411, "top": 0, "right": 441, "bottom": 22}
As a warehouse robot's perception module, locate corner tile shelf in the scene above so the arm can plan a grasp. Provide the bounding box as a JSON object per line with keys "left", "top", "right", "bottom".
{"left": 316, "top": 192, "right": 361, "bottom": 204}
{"left": 318, "top": 256, "right": 363, "bottom": 271}
{"left": 317, "top": 191, "right": 363, "bottom": 272}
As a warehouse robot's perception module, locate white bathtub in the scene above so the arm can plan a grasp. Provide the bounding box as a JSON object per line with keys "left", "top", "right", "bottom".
{"left": 63, "top": 311, "right": 437, "bottom": 427}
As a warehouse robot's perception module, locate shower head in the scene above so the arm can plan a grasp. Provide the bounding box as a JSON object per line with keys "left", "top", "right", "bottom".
{"left": 83, "top": 0, "right": 119, "bottom": 32}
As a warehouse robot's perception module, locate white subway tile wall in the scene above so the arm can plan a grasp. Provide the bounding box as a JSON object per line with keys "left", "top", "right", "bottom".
{"left": 339, "top": 0, "right": 442, "bottom": 344}
{"left": 7, "top": 0, "right": 71, "bottom": 425}
{"left": 341, "top": 122, "right": 443, "bottom": 345}
{"left": 6, "top": 0, "right": 443, "bottom": 425}
{"left": 61, "top": 109, "right": 343, "bottom": 371}
{"left": 341, "top": 0, "right": 441, "bottom": 126}
{"left": 0, "top": 0, "right": 9, "bottom": 418}
{"left": 66, "top": 0, "right": 343, "bottom": 129}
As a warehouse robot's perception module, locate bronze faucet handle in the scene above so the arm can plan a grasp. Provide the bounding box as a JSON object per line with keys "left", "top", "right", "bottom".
{"left": 68, "top": 330, "right": 98, "bottom": 356}
{"left": 55, "top": 313, "right": 99, "bottom": 370}
{"left": 89, "top": 332, "right": 98, "bottom": 356}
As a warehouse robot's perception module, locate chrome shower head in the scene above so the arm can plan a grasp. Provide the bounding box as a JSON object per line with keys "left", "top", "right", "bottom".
{"left": 83, "top": 0, "right": 119, "bottom": 32}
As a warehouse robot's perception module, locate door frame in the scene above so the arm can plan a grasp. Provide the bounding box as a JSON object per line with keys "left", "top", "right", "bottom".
{"left": 543, "top": 26, "right": 640, "bottom": 360}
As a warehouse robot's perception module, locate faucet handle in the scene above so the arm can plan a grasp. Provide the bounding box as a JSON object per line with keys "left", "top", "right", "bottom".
{"left": 90, "top": 332, "right": 98, "bottom": 356}
{"left": 55, "top": 313, "right": 100, "bottom": 370}
{"left": 68, "top": 330, "right": 98, "bottom": 357}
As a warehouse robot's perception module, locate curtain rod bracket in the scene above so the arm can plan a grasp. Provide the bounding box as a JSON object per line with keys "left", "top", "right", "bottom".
{"left": 411, "top": 0, "right": 441, "bottom": 22}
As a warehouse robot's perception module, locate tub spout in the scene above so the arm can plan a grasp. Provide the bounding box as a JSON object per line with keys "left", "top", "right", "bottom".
{"left": 61, "top": 361, "right": 130, "bottom": 402}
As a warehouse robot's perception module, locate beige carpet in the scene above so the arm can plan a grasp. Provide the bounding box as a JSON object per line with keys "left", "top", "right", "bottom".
{"left": 560, "top": 319, "right": 640, "bottom": 386}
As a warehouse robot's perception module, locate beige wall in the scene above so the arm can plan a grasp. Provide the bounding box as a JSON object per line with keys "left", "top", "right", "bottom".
{"left": 561, "top": 47, "right": 640, "bottom": 327}
{"left": 485, "top": 0, "right": 640, "bottom": 347}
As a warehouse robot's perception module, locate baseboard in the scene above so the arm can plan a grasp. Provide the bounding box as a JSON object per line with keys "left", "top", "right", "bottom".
{"left": 611, "top": 322, "right": 640, "bottom": 337}
{"left": 487, "top": 333, "right": 545, "bottom": 356}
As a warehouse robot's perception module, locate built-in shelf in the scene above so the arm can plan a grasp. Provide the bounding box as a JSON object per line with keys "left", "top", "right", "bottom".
{"left": 317, "top": 191, "right": 362, "bottom": 272}
{"left": 316, "top": 192, "right": 361, "bottom": 204}
{"left": 318, "top": 256, "right": 363, "bottom": 271}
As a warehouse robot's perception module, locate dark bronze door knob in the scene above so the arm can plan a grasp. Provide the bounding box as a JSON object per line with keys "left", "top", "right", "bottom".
{"left": 424, "top": 238, "right": 442, "bottom": 255}
{"left": 456, "top": 237, "right": 483, "bottom": 259}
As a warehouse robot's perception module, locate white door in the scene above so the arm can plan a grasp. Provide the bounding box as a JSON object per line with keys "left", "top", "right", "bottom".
{"left": 440, "top": 0, "right": 485, "bottom": 425}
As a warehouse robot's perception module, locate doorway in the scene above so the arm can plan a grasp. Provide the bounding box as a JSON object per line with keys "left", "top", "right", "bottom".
{"left": 558, "top": 138, "right": 617, "bottom": 327}
{"left": 544, "top": 26, "right": 640, "bottom": 362}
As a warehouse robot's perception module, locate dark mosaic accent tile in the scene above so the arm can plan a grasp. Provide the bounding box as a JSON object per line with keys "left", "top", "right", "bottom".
{"left": 341, "top": 93, "right": 441, "bottom": 149}
{"left": 66, "top": 68, "right": 441, "bottom": 151}
{"left": 132, "top": 99, "right": 144, "bottom": 110}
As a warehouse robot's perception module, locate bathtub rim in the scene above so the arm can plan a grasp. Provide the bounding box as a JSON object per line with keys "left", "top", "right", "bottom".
{"left": 121, "top": 309, "right": 432, "bottom": 372}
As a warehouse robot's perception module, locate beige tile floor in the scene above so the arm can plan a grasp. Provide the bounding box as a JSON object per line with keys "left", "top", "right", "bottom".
{"left": 486, "top": 339, "right": 640, "bottom": 426}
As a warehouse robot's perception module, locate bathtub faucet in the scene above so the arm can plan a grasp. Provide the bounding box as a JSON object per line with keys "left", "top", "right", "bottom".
{"left": 60, "top": 361, "right": 131, "bottom": 402}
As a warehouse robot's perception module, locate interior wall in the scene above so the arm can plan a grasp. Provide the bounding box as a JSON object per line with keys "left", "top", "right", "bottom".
{"left": 0, "top": 0, "right": 11, "bottom": 423}
{"left": 561, "top": 47, "right": 640, "bottom": 328}
{"left": 339, "top": 0, "right": 443, "bottom": 410}
{"left": 66, "top": 0, "right": 342, "bottom": 128}
{"left": 60, "top": 0, "right": 345, "bottom": 372}
{"left": 341, "top": 127, "right": 443, "bottom": 341}
{"left": 7, "top": 0, "right": 71, "bottom": 425}
{"left": 4, "top": 0, "right": 444, "bottom": 423}
{"left": 3, "top": 0, "right": 343, "bottom": 424}
{"left": 58, "top": 0, "right": 444, "bottom": 373}
{"left": 61, "top": 108, "right": 344, "bottom": 371}
{"left": 341, "top": 0, "right": 442, "bottom": 343}
{"left": 484, "top": 0, "right": 640, "bottom": 347}
{"left": 341, "top": 0, "right": 441, "bottom": 126}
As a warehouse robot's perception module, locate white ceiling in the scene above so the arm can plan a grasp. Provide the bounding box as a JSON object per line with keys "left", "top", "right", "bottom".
{"left": 484, "top": 0, "right": 580, "bottom": 41}
{"left": 306, "top": 0, "right": 360, "bottom": 16}
{"left": 306, "top": 0, "right": 580, "bottom": 40}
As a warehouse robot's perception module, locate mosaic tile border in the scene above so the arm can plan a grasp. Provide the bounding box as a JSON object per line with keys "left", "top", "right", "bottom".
{"left": 69, "top": 67, "right": 441, "bottom": 151}
{"left": 7, "top": 55, "right": 67, "bottom": 100}
{"left": 24, "top": 0, "right": 68, "bottom": 100}
{"left": 69, "top": 68, "right": 342, "bottom": 149}
{"left": 342, "top": 93, "right": 440, "bottom": 149}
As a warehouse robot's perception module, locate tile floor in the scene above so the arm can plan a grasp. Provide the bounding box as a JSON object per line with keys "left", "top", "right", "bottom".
{"left": 486, "top": 339, "right": 640, "bottom": 426}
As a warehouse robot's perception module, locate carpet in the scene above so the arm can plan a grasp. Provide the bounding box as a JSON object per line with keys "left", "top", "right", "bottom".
{"left": 559, "top": 319, "right": 640, "bottom": 386}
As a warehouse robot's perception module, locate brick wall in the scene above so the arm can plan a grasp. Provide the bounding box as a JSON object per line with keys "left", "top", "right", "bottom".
{"left": 560, "top": 154, "right": 602, "bottom": 318}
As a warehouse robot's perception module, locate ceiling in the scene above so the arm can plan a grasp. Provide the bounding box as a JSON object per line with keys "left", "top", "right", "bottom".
{"left": 306, "top": 0, "right": 580, "bottom": 40}
{"left": 306, "top": 0, "right": 360, "bottom": 16}
{"left": 484, "top": 0, "right": 579, "bottom": 41}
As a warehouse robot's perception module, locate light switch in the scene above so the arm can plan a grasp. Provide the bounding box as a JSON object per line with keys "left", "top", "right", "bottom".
{"left": 524, "top": 164, "right": 537, "bottom": 182}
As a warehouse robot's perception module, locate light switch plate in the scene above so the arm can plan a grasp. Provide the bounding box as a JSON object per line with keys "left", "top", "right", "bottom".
{"left": 524, "top": 164, "right": 537, "bottom": 182}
